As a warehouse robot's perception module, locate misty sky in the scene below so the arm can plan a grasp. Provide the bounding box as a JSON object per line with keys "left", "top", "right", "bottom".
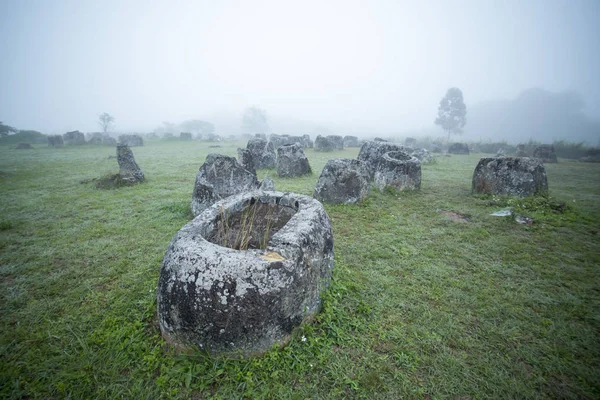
{"left": 1, "top": 0, "right": 599, "bottom": 135}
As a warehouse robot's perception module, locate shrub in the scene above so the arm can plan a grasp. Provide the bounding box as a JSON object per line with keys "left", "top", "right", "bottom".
{"left": 552, "top": 140, "right": 596, "bottom": 160}
{"left": 0, "top": 130, "right": 47, "bottom": 144}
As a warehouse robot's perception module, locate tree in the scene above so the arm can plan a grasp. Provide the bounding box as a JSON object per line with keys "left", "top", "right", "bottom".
{"left": 180, "top": 119, "right": 215, "bottom": 137}
{"left": 435, "top": 88, "right": 467, "bottom": 142}
{"left": 0, "top": 121, "right": 18, "bottom": 137}
{"left": 241, "top": 106, "right": 269, "bottom": 133}
{"left": 98, "top": 113, "right": 115, "bottom": 133}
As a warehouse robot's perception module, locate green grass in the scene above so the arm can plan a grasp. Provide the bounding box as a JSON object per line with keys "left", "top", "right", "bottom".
{"left": 1, "top": 141, "right": 599, "bottom": 399}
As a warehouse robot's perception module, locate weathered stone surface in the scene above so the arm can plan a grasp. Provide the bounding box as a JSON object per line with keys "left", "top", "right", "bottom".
{"left": 374, "top": 151, "right": 421, "bottom": 191}
{"left": 448, "top": 143, "right": 470, "bottom": 154}
{"left": 15, "top": 143, "right": 32, "bottom": 149}
{"left": 117, "top": 145, "right": 145, "bottom": 183}
{"left": 302, "top": 134, "right": 313, "bottom": 148}
{"left": 343, "top": 135, "right": 361, "bottom": 147}
{"left": 63, "top": 130, "right": 86, "bottom": 145}
{"left": 411, "top": 148, "right": 436, "bottom": 165}
{"left": 276, "top": 144, "right": 311, "bottom": 177}
{"left": 290, "top": 135, "right": 311, "bottom": 148}
{"left": 314, "top": 159, "right": 371, "bottom": 204}
{"left": 48, "top": 135, "right": 64, "bottom": 148}
{"left": 357, "top": 140, "right": 407, "bottom": 178}
{"left": 237, "top": 148, "right": 256, "bottom": 176}
{"left": 246, "top": 139, "right": 276, "bottom": 169}
{"left": 269, "top": 134, "right": 310, "bottom": 149}
{"left": 118, "top": 134, "right": 144, "bottom": 147}
{"left": 88, "top": 132, "right": 116, "bottom": 146}
{"left": 532, "top": 145, "right": 558, "bottom": 163}
{"left": 314, "top": 135, "right": 335, "bottom": 152}
{"left": 405, "top": 137, "right": 417, "bottom": 147}
{"left": 327, "top": 135, "right": 344, "bottom": 150}
{"left": 158, "top": 190, "right": 334, "bottom": 355}
{"left": 180, "top": 132, "right": 193, "bottom": 140}
{"left": 472, "top": 157, "right": 548, "bottom": 197}
{"left": 259, "top": 177, "right": 275, "bottom": 191}
{"left": 268, "top": 134, "right": 287, "bottom": 149}
{"left": 191, "top": 154, "right": 260, "bottom": 216}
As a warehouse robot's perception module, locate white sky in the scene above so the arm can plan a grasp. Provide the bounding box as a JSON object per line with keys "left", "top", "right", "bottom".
{"left": 1, "top": 0, "right": 599, "bottom": 134}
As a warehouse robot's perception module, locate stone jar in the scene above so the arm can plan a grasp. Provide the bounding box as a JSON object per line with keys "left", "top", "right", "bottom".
{"left": 314, "top": 135, "right": 334, "bottom": 152}
{"left": 313, "top": 158, "right": 371, "bottom": 204}
{"left": 276, "top": 143, "right": 312, "bottom": 177}
{"left": 448, "top": 142, "right": 469, "bottom": 155}
{"left": 357, "top": 140, "right": 406, "bottom": 178}
{"left": 246, "top": 139, "right": 276, "bottom": 169}
{"left": 158, "top": 190, "right": 334, "bottom": 356}
{"left": 472, "top": 157, "right": 548, "bottom": 197}
{"left": 532, "top": 145, "right": 558, "bottom": 163}
{"left": 374, "top": 151, "right": 421, "bottom": 191}
{"left": 191, "top": 154, "right": 260, "bottom": 217}
{"left": 116, "top": 145, "right": 144, "bottom": 183}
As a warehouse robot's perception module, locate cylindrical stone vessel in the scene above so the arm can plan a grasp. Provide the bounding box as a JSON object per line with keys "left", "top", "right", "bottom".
{"left": 157, "top": 190, "right": 334, "bottom": 356}
{"left": 357, "top": 140, "right": 406, "bottom": 178}
{"left": 374, "top": 151, "right": 421, "bottom": 191}
{"left": 276, "top": 143, "right": 311, "bottom": 177}
{"left": 116, "top": 144, "right": 144, "bottom": 183}
{"left": 472, "top": 157, "right": 548, "bottom": 197}
{"left": 313, "top": 159, "right": 370, "bottom": 204}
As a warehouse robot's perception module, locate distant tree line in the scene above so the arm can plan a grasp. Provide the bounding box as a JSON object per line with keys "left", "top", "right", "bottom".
{"left": 467, "top": 88, "right": 600, "bottom": 144}
{"left": 0, "top": 121, "right": 19, "bottom": 137}
{"left": 154, "top": 119, "right": 215, "bottom": 138}
{"left": 0, "top": 121, "right": 46, "bottom": 144}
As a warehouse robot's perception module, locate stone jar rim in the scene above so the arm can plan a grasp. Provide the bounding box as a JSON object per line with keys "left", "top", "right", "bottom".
{"left": 382, "top": 151, "right": 417, "bottom": 163}
{"left": 188, "top": 190, "right": 319, "bottom": 258}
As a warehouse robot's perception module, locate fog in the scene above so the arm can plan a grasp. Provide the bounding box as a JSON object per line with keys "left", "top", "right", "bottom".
{"left": 1, "top": 0, "right": 599, "bottom": 143}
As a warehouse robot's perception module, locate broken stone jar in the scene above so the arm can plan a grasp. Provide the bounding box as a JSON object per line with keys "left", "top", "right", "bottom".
{"left": 157, "top": 190, "right": 334, "bottom": 356}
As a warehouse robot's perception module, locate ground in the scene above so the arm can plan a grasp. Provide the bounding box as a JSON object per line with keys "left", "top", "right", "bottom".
{"left": 1, "top": 139, "right": 599, "bottom": 399}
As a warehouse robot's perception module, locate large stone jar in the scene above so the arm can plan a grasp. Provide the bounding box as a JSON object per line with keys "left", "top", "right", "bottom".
{"left": 276, "top": 143, "right": 312, "bottom": 177}
{"left": 472, "top": 157, "right": 548, "bottom": 197}
{"left": 158, "top": 190, "right": 334, "bottom": 355}
{"left": 191, "top": 154, "right": 260, "bottom": 217}
{"left": 313, "top": 159, "right": 370, "bottom": 204}
{"left": 374, "top": 151, "right": 421, "bottom": 191}
{"left": 357, "top": 140, "right": 406, "bottom": 178}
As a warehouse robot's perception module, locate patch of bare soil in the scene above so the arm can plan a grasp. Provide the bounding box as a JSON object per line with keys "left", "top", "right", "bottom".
{"left": 441, "top": 211, "right": 470, "bottom": 223}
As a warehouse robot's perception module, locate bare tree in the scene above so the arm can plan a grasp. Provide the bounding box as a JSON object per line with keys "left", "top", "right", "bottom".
{"left": 98, "top": 113, "right": 115, "bottom": 133}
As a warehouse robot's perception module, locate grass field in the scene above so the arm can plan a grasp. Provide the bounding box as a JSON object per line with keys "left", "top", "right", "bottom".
{"left": 1, "top": 140, "right": 599, "bottom": 399}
